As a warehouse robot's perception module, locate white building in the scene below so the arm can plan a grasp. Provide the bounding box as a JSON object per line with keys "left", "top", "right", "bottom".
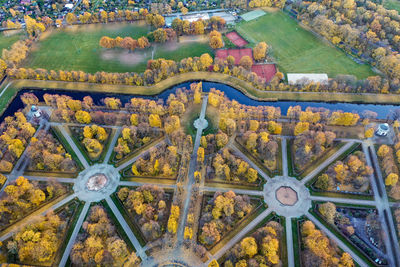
{"left": 287, "top": 73, "right": 328, "bottom": 85}
{"left": 181, "top": 13, "right": 210, "bottom": 23}
{"left": 375, "top": 123, "right": 390, "bottom": 136}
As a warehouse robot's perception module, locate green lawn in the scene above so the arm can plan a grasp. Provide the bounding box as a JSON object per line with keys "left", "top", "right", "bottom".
{"left": 25, "top": 23, "right": 213, "bottom": 74}
{"left": 236, "top": 11, "right": 376, "bottom": 79}
{"left": 0, "top": 31, "right": 25, "bottom": 52}
{"left": 384, "top": 0, "right": 400, "bottom": 12}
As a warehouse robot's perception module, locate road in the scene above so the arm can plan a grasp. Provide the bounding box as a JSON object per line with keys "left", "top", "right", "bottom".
{"left": 301, "top": 142, "right": 355, "bottom": 184}
{"left": 286, "top": 219, "right": 295, "bottom": 267}
{"left": 282, "top": 137, "right": 288, "bottom": 177}
{"left": 364, "top": 142, "right": 400, "bottom": 266}
{"left": 177, "top": 95, "right": 208, "bottom": 243}
{"left": 56, "top": 125, "right": 89, "bottom": 168}
{"left": 104, "top": 127, "right": 122, "bottom": 163}
{"left": 309, "top": 195, "right": 376, "bottom": 206}
{"left": 59, "top": 202, "right": 90, "bottom": 267}
{"left": 202, "top": 186, "right": 264, "bottom": 196}
{"left": 105, "top": 196, "right": 147, "bottom": 260}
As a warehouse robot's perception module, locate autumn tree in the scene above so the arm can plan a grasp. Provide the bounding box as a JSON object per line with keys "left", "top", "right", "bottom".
{"left": 253, "top": 42, "right": 268, "bottom": 61}
{"left": 66, "top": 13, "right": 77, "bottom": 25}
{"left": 319, "top": 202, "right": 337, "bottom": 224}
{"left": 75, "top": 110, "right": 91, "bottom": 124}
{"left": 239, "top": 56, "right": 253, "bottom": 70}
{"left": 99, "top": 36, "right": 115, "bottom": 49}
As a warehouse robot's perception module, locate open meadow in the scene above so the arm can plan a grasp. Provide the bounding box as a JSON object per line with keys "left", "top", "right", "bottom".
{"left": 24, "top": 23, "right": 213, "bottom": 74}
{"left": 0, "top": 30, "right": 25, "bottom": 52}
{"left": 236, "top": 11, "right": 376, "bottom": 79}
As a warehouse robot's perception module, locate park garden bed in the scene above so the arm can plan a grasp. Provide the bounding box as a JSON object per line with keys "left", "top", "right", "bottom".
{"left": 0, "top": 180, "right": 72, "bottom": 233}
{"left": 120, "top": 143, "right": 181, "bottom": 181}
{"left": 109, "top": 129, "right": 164, "bottom": 167}
{"left": 307, "top": 143, "right": 374, "bottom": 197}
{"left": 113, "top": 185, "right": 174, "bottom": 246}
{"left": 24, "top": 129, "right": 82, "bottom": 177}
{"left": 204, "top": 148, "right": 266, "bottom": 189}
{"left": 235, "top": 136, "right": 282, "bottom": 177}
{"left": 1, "top": 199, "right": 81, "bottom": 266}
{"left": 311, "top": 202, "right": 387, "bottom": 266}
{"left": 217, "top": 213, "right": 286, "bottom": 267}
{"left": 68, "top": 202, "right": 139, "bottom": 266}
{"left": 68, "top": 125, "right": 114, "bottom": 165}
{"left": 197, "top": 191, "right": 265, "bottom": 253}
{"left": 289, "top": 139, "right": 345, "bottom": 179}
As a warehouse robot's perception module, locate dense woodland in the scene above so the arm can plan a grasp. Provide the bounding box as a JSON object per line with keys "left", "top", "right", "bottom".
{"left": 224, "top": 220, "right": 283, "bottom": 267}
{"left": 6, "top": 212, "right": 67, "bottom": 264}
{"left": 70, "top": 125, "right": 110, "bottom": 160}
{"left": 376, "top": 144, "right": 400, "bottom": 199}
{"left": 318, "top": 202, "right": 385, "bottom": 262}
{"left": 301, "top": 220, "right": 355, "bottom": 267}
{"left": 71, "top": 205, "right": 140, "bottom": 266}
{"left": 315, "top": 150, "right": 372, "bottom": 192}
{"left": 117, "top": 185, "right": 170, "bottom": 242}
{"left": 199, "top": 191, "right": 254, "bottom": 247}
{"left": 26, "top": 130, "right": 78, "bottom": 172}
{"left": 0, "top": 177, "right": 67, "bottom": 230}
{"left": 130, "top": 144, "right": 179, "bottom": 178}
{"left": 0, "top": 112, "right": 36, "bottom": 173}
{"left": 236, "top": 131, "right": 279, "bottom": 173}
{"left": 293, "top": 130, "right": 336, "bottom": 173}
{"left": 207, "top": 148, "right": 259, "bottom": 184}
{"left": 296, "top": 0, "right": 400, "bottom": 91}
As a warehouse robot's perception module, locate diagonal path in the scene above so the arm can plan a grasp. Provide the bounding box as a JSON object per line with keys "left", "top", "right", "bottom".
{"left": 364, "top": 142, "right": 399, "bottom": 266}
{"left": 309, "top": 195, "right": 376, "bottom": 206}
{"left": 282, "top": 137, "right": 288, "bottom": 177}
{"left": 286, "top": 218, "right": 295, "bottom": 267}
{"left": 116, "top": 139, "right": 166, "bottom": 171}
{"left": 104, "top": 127, "right": 122, "bottom": 164}
{"left": 306, "top": 212, "right": 369, "bottom": 267}
{"left": 59, "top": 201, "right": 90, "bottom": 267}
{"left": 301, "top": 142, "right": 355, "bottom": 185}
{"left": 206, "top": 207, "right": 272, "bottom": 265}
{"left": 230, "top": 144, "right": 271, "bottom": 182}
{"left": 56, "top": 125, "right": 89, "bottom": 169}
{"left": 0, "top": 193, "right": 77, "bottom": 242}
{"left": 105, "top": 196, "right": 147, "bottom": 260}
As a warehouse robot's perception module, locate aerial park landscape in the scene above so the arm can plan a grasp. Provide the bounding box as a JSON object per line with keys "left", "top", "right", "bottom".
{"left": 1, "top": 0, "right": 400, "bottom": 266}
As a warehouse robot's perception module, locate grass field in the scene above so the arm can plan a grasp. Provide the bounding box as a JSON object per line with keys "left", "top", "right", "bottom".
{"left": 25, "top": 23, "right": 213, "bottom": 74}
{"left": 384, "top": 0, "right": 400, "bottom": 12}
{"left": 236, "top": 11, "right": 376, "bottom": 79}
{"left": 0, "top": 31, "right": 25, "bottom": 52}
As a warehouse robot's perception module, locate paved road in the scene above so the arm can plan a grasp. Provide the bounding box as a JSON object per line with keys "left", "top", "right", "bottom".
{"left": 57, "top": 125, "right": 89, "bottom": 169}
{"left": 59, "top": 202, "right": 90, "bottom": 267}
{"left": 206, "top": 208, "right": 272, "bottom": 265}
{"left": 365, "top": 142, "right": 399, "bottom": 266}
{"left": 104, "top": 127, "right": 122, "bottom": 164}
{"left": 116, "top": 139, "right": 165, "bottom": 171}
{"left": 202, "top": 186, "right": 263, "bottom": 196}
{"left": 282, "top": 137, "right": 288, "bottom": 177}
{"left": 301, "top": 142, "right": 355, "bottom": 185}
{"left": 177, "top": 95, "right": 208, "bottom": 243}
{"left": 105, "top": 196, "right": 147, "bottom": 260}
{"left": 286, "top": 219, "right": 295, "bottom": 267}
{"left": 306, "top": 212, "right": 369, "bottom": 267}
{"left": 309, "top": 195, "right": 376, "bottom": 206}
{"left": 230, "top": 144, "right": 271, "bottom": 182}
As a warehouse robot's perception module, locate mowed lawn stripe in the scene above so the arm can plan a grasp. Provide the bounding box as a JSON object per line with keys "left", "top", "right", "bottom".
{"left": 236, "top": 11, "right": 375, "bottom": 79}
{"left": 24, "top": 23, "right": 214, "bottom": 74}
